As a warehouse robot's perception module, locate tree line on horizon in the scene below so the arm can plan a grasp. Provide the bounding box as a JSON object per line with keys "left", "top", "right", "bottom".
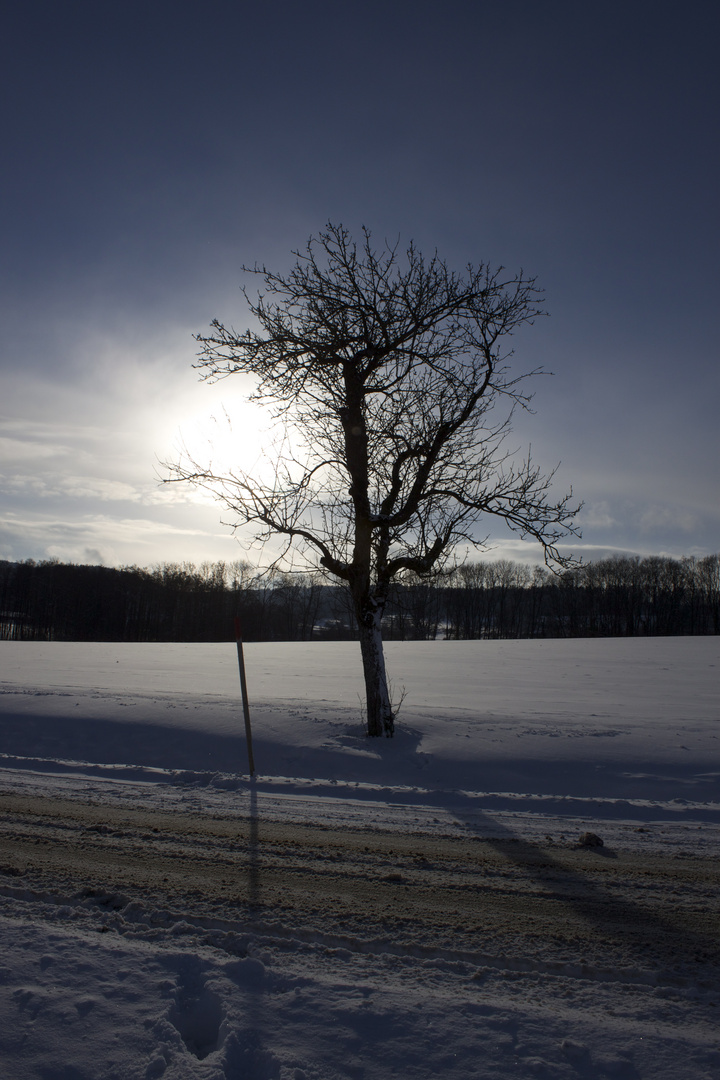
{"left": 1, "top": 553, "right": 718, "bottom": 642}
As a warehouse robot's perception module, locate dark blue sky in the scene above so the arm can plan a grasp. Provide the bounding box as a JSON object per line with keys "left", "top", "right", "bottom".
{"left": 2, "top": 1, "right": 718, "bottom": 567}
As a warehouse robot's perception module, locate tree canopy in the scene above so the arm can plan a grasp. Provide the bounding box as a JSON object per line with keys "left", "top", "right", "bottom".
{"left": 168, "top": 224, "right": 581, "bottom": 734}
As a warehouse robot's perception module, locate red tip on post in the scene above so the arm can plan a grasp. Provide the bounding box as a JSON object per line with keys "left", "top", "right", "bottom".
{"left": 234, "top": 616, "right": 242, "bottom": 642}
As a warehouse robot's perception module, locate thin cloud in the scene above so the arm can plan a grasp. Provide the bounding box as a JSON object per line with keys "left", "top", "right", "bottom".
{"left": 0, "top": 435, "right": 73, "bottom": 464}
{"left": 578, "top": 501, "right": 618, "bottom": 529}
{"left": 0, "top": 509, "right": 240, "bottom": 567}
{"left": 638, "top": 505, "right": 701, "bottom": 535}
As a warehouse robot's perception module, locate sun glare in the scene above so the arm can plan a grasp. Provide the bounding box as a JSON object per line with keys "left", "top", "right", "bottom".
{"left": 176, "top": 399, "right": 273, "bottom": 480}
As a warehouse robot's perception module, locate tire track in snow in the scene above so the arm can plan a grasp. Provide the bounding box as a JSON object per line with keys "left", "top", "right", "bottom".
{"left": 1, "top": 791, "right": 718, "bottom": 982}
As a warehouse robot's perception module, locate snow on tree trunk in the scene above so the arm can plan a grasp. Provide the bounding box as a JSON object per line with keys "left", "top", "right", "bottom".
{"left": 357, "top": 609, "right": 394, "bottom": 737}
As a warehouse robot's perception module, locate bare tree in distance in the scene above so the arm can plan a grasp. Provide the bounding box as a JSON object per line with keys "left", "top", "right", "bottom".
{"left": 167, "top": 224, "right": 581, "bottom": 736}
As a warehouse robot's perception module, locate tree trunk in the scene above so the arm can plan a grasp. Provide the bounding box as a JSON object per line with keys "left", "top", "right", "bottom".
{"left": 357, "top": 608, "right": 394, "bottom": 737}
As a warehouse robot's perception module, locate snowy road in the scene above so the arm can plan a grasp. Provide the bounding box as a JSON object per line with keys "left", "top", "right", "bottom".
{"left": 2, "top": 788, "right": 719, "bottom": 970}
{"left": 1, "top": 787, "right": 719, "bottom": 1079}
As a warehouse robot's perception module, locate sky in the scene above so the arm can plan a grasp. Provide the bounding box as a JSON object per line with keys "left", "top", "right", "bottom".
{"left": 1, "top": 0, "right": 718, "bottom": 571}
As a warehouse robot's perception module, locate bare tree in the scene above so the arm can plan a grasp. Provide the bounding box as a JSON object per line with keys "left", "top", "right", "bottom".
{"left": 167, "top": 224, "right": 581, "bottom": 735}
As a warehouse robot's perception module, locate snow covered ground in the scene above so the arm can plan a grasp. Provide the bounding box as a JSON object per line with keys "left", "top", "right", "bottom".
{"left": 0, "top": 637, "right": 718, "bottom": 1079}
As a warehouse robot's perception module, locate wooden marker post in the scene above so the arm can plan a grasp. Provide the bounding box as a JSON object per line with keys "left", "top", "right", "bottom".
{"left": 234, "top": 616, "right": 255, "bottom": 777}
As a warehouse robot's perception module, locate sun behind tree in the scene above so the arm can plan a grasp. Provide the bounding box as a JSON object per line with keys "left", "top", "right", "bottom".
{"left": 167, "top": 224, "right": 581, "bottom": 736}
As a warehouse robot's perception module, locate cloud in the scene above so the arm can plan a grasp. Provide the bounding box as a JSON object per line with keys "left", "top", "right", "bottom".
{"left": 638, "top": 504, "right": 701, "bottom": 535}
{"left": 0, "top": 473, "right": 142, "bottom": 503}
{"left": 467, "top": 534, "right": 716, "bottom": 567}
{"left": 0, "top": 509, "right": 240, "bottom": 567}
{"left": 0, "top": 434, "right": 73, "bottom": 464}
{"left": 578, "top": 501, "right": 617, "bottom": 529}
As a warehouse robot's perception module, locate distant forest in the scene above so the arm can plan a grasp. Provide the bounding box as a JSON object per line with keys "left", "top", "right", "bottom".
{"left": 1, "top": 553, "right": 718, "bottom": 642}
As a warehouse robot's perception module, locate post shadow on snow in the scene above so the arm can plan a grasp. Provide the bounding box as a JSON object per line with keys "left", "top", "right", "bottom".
{"left": 448, "top": 801, "right": 719, "bottom": 973}
{"left": 162, "top": 794, "right": 274, "bottom": 1077}
{"left": 248, "top": 779, "right": 260, "bottom": 913}
{"left": 220, "top": 780, "right": 286, "bottom": 1080}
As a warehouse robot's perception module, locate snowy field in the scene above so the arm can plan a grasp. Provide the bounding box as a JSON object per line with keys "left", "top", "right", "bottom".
{"left": 0, "top": 637, "right": 718, "bottom": 1079}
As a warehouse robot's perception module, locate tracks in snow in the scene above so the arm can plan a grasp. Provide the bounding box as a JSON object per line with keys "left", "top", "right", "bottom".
{"left": 0, "top": 789, "right": 718, "bottom": 1019}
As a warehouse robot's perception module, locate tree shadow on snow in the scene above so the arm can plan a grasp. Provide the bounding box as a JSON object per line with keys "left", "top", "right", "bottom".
{"left": 448, "top": 803, "right": 719, "bottom": 975}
